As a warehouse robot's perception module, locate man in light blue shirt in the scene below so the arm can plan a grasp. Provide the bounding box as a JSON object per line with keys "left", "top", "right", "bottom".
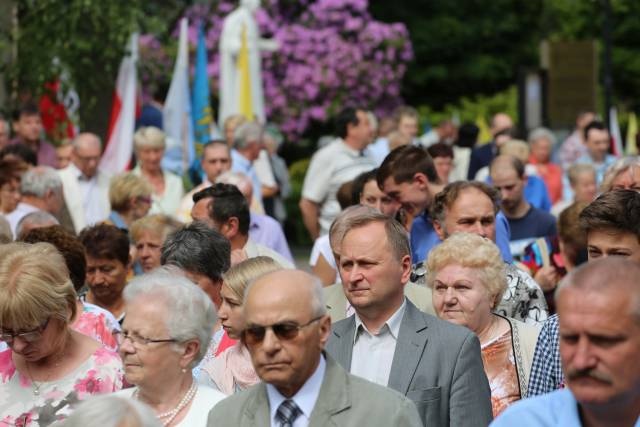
{"left": 492, "top": 258, "right": 640, "bottom": 427}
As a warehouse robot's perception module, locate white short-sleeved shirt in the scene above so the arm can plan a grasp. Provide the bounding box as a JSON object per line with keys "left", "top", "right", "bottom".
{"left": 301, "top": 139, "right": 376, "bottom": 235}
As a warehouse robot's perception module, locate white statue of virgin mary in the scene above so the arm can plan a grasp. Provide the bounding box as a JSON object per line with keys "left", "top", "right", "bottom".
{"left": 218, "top": 0, "right": 278, "bottom": 127}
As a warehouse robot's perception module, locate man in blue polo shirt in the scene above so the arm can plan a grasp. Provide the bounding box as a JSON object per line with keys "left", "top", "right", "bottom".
{"left": 378, "top": 145, "right": 513, "bottom": 265}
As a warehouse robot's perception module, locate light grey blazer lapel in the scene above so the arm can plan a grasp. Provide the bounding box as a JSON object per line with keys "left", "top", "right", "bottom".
{"left": 328, "top": 316, "right": 356, "bottom": 370}
{"left": 309, "top": 355, "right": 351, "bottom": 426}
{"left": 387, "top": 301, "right": 430, "bottom": 394}
{"left": 241, "top": 383, "right": 271, "bottom": 427}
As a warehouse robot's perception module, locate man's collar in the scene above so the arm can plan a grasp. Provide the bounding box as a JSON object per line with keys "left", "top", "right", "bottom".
{"left": 69, "top": 162, "right": 95, "bottom": 181}
{"left": 266, "top": 354, "right": 326, "bottom": 421}
{"left": 353, "top": 298, "right": 406, "bottom": 342}
{"left": 337, "top": 138, "right": 364, "bottom": 156}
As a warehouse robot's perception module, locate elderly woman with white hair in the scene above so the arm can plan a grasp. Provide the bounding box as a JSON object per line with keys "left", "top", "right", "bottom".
{"left": 426, "top": 232, "right": 540, "bottom": 418}
{"left": 132, "top": 126, "right": 184, "bottom": 217}
{"left": 115, "top": 268, "right": 225, "bottom": 426}
{"left": 600, "top": 156, "right": 640, "bottom": 192}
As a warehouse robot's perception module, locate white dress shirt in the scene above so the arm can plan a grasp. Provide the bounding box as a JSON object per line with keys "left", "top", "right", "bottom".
{"left": 266, "top": 354, "right": 326, "bottom": 427}
{"left": 69, "top": 163, "right": 106, "bottom": 226}
{"left": 350, "top": 299, "right": 406, "bottom": 386}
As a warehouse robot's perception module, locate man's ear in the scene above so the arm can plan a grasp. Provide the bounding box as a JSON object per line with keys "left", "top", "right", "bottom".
{"left": 318, "top": 314, "right": 332, "bottom": 349}
{"left": 413, "top": 172, "right": 429, "bottom": 188}
{"left": 225, "top": 216, "right": 240, "bottom": 239}
{"left": 399, "top": 254, "right": 412, "bottom": 284}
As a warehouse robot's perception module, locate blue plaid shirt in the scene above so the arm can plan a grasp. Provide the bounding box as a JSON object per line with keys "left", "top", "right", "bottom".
{"left": 527, "top": 314, "right": 563, "bottom": 396}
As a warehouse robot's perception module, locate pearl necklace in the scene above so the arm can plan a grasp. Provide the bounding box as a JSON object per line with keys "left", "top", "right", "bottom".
{"left": 134, "top": 382, "right": 198, "bottom": 427}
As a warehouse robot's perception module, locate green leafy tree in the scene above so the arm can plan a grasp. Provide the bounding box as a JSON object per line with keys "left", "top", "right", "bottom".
{"left": 0, "top": 0, "right": 186, "bottom": 139}
{"left": 370, "top": 0, "right": 543, "bottom": 109}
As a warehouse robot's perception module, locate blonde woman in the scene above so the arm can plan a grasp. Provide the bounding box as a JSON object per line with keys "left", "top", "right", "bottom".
{"left": 107, "top": 172, "right": 153, "bottom": 229}
{"left": 198, "top": 256, "right": 282, "bottom": 394}
{"left": 0, "top": 242, "right": 123, "bottom": 425}
{"left": 426, "top": 233, "right": 539, "bottom": 417}
{"left": 132, "top": 126, "right": 184, "bottom": 217}
{"left": 130, "top": 214, "right": 182, "bottom": 273}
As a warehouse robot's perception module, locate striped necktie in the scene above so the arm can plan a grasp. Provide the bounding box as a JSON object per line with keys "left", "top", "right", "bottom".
{"left": 275, "top": 399, "right": 302, "bottom": 427}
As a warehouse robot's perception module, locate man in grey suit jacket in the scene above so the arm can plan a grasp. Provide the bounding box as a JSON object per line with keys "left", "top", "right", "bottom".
{"left": 325, "top": 208, "right": 493, "bottom": 426}
{"left": 207, "top": 269, "right": 422, "bottom": 427}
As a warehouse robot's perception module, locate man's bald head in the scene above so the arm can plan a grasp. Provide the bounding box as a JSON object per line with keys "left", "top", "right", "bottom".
{"left": 557, "top": 257, "right": 640, "bottom": 322}
{"left": 242, "top": 269, "right": 330, "bottom": 397}
{"left": 72, "top": 132, "right": 102, "bottom": 178}
{"left": 244, "top": 269, "right": 326, "bottom": 319}
{"left": 490, "top": 113, "right": 514, "bottom": 137}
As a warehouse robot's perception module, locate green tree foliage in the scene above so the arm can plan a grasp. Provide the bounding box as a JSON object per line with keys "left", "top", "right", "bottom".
{"left": 0, "top": 0, "right": 186, "bottom": 136}
{"left": 370, "top": 0, "right": 543, "bottom": 109}
{"left": 541, "top": 0, "right": 640, "bottom": 111}
{"left": 372, "top": 0, "right": 640, "bottom": 114}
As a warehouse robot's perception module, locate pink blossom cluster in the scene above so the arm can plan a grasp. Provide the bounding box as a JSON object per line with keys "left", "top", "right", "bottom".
{"left": 139, "top": 0, "right": 413, "bottom": 141}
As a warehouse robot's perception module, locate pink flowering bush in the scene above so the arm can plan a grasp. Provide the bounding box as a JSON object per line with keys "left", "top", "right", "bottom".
{"left": 140, "top": 0, "right": 413, "bottom": 141}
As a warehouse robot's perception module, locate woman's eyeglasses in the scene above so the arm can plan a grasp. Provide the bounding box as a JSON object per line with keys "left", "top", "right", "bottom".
{"left": 242, "top": 316, "right": 323, "bottom": 346}
{"left": 0, "top": 318, "right": 50, "bottom": 344}
{"left": 117, "top": 332, "right": 177, "bottom": 348}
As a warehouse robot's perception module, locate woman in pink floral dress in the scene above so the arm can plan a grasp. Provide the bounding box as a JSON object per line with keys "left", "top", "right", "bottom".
{"left": 0, "top": 242, "right": 124, "bottom": 426}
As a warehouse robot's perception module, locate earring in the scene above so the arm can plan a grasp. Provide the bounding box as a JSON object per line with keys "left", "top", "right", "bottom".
{"left": 181, "top": 368, "right": 187, "bottom": 373}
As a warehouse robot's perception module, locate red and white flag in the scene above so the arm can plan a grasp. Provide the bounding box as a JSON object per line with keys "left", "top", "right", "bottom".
{"left": 100, "top": 33, "right": 139, "bottom": 174}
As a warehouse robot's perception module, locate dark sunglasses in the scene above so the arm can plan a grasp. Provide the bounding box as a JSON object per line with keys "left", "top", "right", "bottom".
{"left": 242, "top": 316, "right": 323, "bottom": 346}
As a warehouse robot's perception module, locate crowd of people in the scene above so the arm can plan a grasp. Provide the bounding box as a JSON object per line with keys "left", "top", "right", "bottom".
{"left": 0, "top": 102, "right": 639, "bottom": 427}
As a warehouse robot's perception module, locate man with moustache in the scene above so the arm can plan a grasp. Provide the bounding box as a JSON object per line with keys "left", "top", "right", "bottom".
{"left": 492, "top": 257, "right": 640, "bottom": 426}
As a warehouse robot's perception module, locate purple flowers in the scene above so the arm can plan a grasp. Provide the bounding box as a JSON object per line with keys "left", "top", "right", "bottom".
{"left": 138, "top": 0, "right": 413, "bottom": 141}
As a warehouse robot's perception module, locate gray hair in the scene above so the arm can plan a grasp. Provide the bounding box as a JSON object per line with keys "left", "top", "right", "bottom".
{"left": 233, "top": 122, "right": 263, "bottom": 150}
{"left": 556, "top": 257, "right": 640, "bottom": 324}
{"left": 20, "top": 166, "right": 62, "bottom": 197}
{"left": 123, "top": 268, "right": 217, "bottom": 365}
{"left": 15, "top": 211, "right": 60, "bottom": 240}
{"left": 58, "top": 394, "right": 161, "bottom": 427}
{"left": 600, "top": 156, "right": 640, "bottom": 192}
{"left": 161, "top": 221, "right": 231, "bottom": 281}
{"left": 244, "top": 269, "right": 327, "bottom": 317}
{"left": 308, "top": 274, "right": 327, "bottom": 317}
{"left": 528, "top": 127, "right": 557, "bottom": 147}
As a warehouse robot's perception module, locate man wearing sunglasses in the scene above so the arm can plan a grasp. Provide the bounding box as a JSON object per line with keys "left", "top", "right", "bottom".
{"left": 325, "top": 209, "right": 493, "bottom": 426}
{"left": 207, "top": 269, "right": 422, "bottom": 426}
